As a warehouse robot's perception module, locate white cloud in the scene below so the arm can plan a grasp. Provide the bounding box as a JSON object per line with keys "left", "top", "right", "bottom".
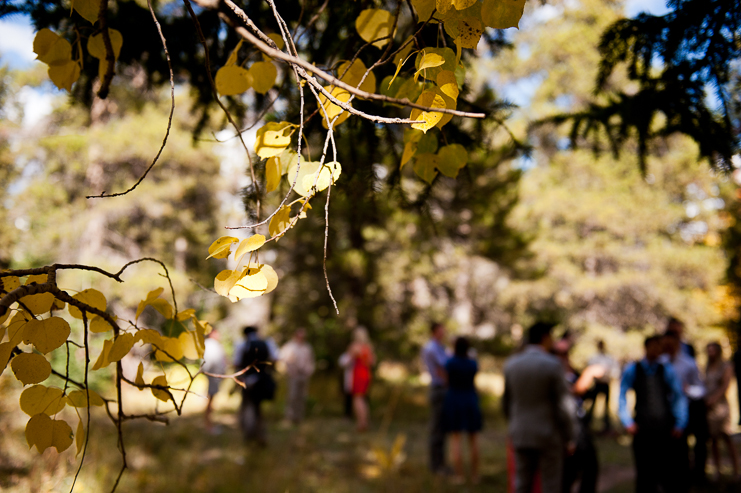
{"left": 0, "top": 18, "right": 36, "bottom": 68}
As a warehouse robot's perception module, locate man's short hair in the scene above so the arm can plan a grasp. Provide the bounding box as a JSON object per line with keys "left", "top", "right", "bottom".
{"left": 663, "top": 329, "right": 680, "bottom": 341}
{"left": 644, "top": 335, "right": 663, "bottom": 347}
{"left": 430, "top": 322, "right": 443, "bottom": 334}
{"left": 527, "top": 321, "right": 556, "bottom": 345}
{"left": 243, "top": 326, "right": 258, "bottom": 337}
{"left": 667, "top": 317, "right": 683, "bottom": 329}
{"left": 454, "top": 336, "right": 470, "bottom": 358}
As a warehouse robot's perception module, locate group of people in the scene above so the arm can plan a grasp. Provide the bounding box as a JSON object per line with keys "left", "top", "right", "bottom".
{"left": 498, "top": 318, "right": 739, "bottom": 493}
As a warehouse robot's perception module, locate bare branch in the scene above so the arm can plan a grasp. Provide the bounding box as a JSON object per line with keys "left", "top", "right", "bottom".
{"left": 96, "top": 0, "right": 115, "bottom": 99}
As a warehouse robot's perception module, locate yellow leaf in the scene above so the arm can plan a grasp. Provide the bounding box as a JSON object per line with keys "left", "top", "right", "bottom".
{"left": 151, "top": 375, "right": 171, "bottom": 402}
{"left": 453, "top": 16, "right": 484, "bottom": 49}
{"left": 317, "top": 87, "right": 352, "bottom": 127}
{"left": 266, "top": 156, "right": 282, "bottom": 193}
{"left": 411, "top": 0, "right": 436, "bottom": 20}
{"left": 261, "top": 264, "right": 279, "bottom": 294}
{"left": 87, "top": 29, "right": 123, "bottom": 59}
{"left": 134, "top": 362, "right": 145, "bottom": 389}
{"left": 337, "top": 59, "right": 377, "bottom": 95}
{"left": 453, "top": 0, "right": 477, "bottom": 8}
{"left": 135, "top": 329, "right": 164, "bottom": 347}
{"left": 481, "top": 0, "right": 527, "bottom": 29}
{"left": 20, "top": 293, "right": 55, "bottom": 316}
{"left": 214, "top": 269, "right": 241, "bottom": 297}
{"left": 215, "top": 65, "right": 252, "bottom": 96}
{"left": 278, "top": 149, "right": 299, "bottom": 175}
{"left": 410, "top": 90, "right": 446, "bottom": 133}
{"left": 154, "top": 336, "right": 184, "bottom": 362}
{"left": 255, "top": 122, "right": 295, "bottom": 159}
{"left": 178, "top": 331, "right": 200, "bottom": 360}
{"left": 1, "top": 274, "right": 21, "bottom": 292}
{"left": 228, "top": 267, "right": 269, "bottom": 302}
{"left": 25, "top": 413, "right": 73, "bottom": 453}
{"left": 288, "top": 160, "right": 342, "bottom": 197}
{"left": 68, "top": 288, "right": 107, "bottom": 319}
{"left": 51, "top": 298, "right": 65, "bottom": 311}
{"left": 23, "top": 317, "right": 70, "bottom": 354}
{"left": 11, "top": 352, "right": 52, "bottom": 386}
{"left": 355, "top": 9, "right": 395, "bottom": 48}
{"left": 207, "top": 236, "right": 239, "bottom": 260}
{"left": 66, "top": 389, "right": 105, "bottom": 408}
{"left": 73, "top": 0, "right": 101, "bottom": 23}
{"left": 90, "top": 316, "right": 113, "bottom": 333}
{"left": 91, "top": 338, "right": 113, "bottom": 371}
{"left": 25, "top": 274, "right": 48, "bottom": 285}
{"left": 414, "top": 47, "right": 457, "bottom": 82}
{"left": 175, "top": 309, "right": 196, "bottom": 322}
{"left": 149, "top": 298, "right": 174, "bottom": 319}
{"left": 436, "top": 0, "right": 454, "bottom": 15}
{"left": 388, "top": 46, "right": 416, "bottom": 90}
{"left": 107, "top": 333, "right": 135, "bottom": 363}
{"left": 8, "top": 311, "right": 31, "bottom": 346}
{"left": 437, "top": 70, "right": 459, "bottom": 99}
{"left": 224, "top": 39, "right": 244, "bottom": 67}
{"left": 267, "top": 33, "right": 285, "bottom": 51}
{"left": 0, "top": 342, "right": 13, "bottom": 376}
{"left": 75, "top": 418, "right": 85, "bottom": 457}
{"left": 136, "top": 288, "right": 164, "bottom": 321}
{"left": 435, "top": 89, "right": 457, "bottom": 130}
{"left": 49, "top": 60, "right": 79, "bottom": 91}
{"left": 250, "top": 61, "right": 277, "bottom": 95}
{"left": 414, "top": 52, "right": 446, "bottom": 83}
{"left": 401, "top": 142, "right": 417, "bottom": 169}
{"left": 436, "top": 144, "right": 468, "bottom": 178}
{"left": 413, "top": 153, "right": 439, "bottom": 184}
{"left": 19, "top": 385, "right": 67, "bottom": 416}
{"left": 33, "top": 30, "right": 71, "bottom": 66}
{"left": 234, "top": 234, "right": 266, "bottom": 262}
{"left": 269, "top": 205, "right": 292, "bottom": 238}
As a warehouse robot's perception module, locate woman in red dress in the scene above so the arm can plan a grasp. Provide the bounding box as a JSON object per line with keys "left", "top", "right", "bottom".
{"left": 349, "top": 326, "right": 375, "bottom": 431}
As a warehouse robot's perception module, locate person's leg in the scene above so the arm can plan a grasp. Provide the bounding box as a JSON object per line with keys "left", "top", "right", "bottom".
{"left": 711, "top": 438, "right": 721, "bottom": 478}
{"left": 514, "top": 448, "right": 539, "bottom": 493}
{"left": 468, "top": 433, "right": 480, "bottom": 483}
{"left": 602, "top": 383, "right": 611, "bottom": 432}
{"left": 353, "top": 394, "right": 368, "bottom": 430}
{"left": 664, "top": 433, "right": 690, "bottom": 493}
{"left": 722, "top": 433, "right": 740, "bottom": 478}
{"left": 428, "top": 386, "right": 446, "bottom": 473}
{"left": 539, "top": 443, "right": 564, "bottom": 493}
{"left": 296, "top": 377, "right": 308, "bottom": 422}
{"left": 285, "top": 376, "right": 297, "bottom": 422}
{"left": 578, "top": 436, "right": 599, "bottom": 493}
{"left": 690, "top": 399, "right": 709, "bottom": 482}
{"left": 633, "top": 431, "right": 659, "bottom": 493}
{"left": 205, "top": 394, "right": 215, "bottom": 430}
{"left": 449, "top": 432, "right": 463, "bottom": 481}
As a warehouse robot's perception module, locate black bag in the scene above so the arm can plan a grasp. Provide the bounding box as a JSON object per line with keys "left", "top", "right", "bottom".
{"left": 239, "top": 339, "right": 276, "bottom": 402}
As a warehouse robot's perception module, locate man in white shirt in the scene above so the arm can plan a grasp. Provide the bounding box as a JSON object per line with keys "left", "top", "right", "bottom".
{"left": 587, "top": 339, "right": 618, "bottom": 433}
{"left": 280, "top": 328, "right": 315, "bottom": 424}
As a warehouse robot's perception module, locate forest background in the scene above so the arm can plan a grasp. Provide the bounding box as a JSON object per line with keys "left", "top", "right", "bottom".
{"left": 0, "top": 0, "right": 739, "bottom": 490}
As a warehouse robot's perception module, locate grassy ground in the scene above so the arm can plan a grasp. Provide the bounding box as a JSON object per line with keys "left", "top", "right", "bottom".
{"left": 1, "top": 372, "right": 739, "bottom": 492}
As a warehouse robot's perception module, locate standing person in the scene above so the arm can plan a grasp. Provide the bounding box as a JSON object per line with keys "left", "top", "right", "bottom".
{"left": 618, "top": 335, "right": 688, "bottom": 493}
{"left": 347, "top": 326, "right": 375, "bottom": 431}
{"left": 421, "top": 322, "right": 449, "bottom": 475}
{"left": 704, "top": 341, "right": 740, "bottom": 481}
{"left": 503, "top": 321, "right": 576, "bottom": 493}
{"left": 202, "top": 328, "right": 227, "bottom": 433}
{"left": 667, "top": 317, "right": 696, "bottom": 359}
{"left": 279, "top": 327, "right": 315, "bottom": 424}
{"left": 586, "top": 339, "right": 618, "bottom": 433}
{"left": 662, "top": 329, "right": 707, "bottom": 484}
{"left": 234, "top": 326, "right": 277, "bottom": 446}
{"left": 443, "top": 336, "right": 482, "bottom": 484}
{"left": 338, "top": 350, "right": 354, "bottom": 419}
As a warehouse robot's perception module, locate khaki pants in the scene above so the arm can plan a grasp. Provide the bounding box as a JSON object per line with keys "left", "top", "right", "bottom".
{"left": 285, "top": 375, "right": 309, "bottom": 423}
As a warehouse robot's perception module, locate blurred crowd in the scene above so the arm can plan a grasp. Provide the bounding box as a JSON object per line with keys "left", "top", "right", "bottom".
{"left": 198, "top": 317, "right": 740, "bottom": 492}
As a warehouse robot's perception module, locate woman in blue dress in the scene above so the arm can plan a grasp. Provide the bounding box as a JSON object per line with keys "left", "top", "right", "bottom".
{"left": 442, "top": 336, "right": 482, "bottom": 484}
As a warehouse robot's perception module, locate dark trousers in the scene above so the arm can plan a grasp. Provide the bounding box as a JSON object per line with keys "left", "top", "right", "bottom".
{"left": 687, "top": 398, "right": 709, "bottom": 481}
{"left": 633, "top": 430, "right": 687, "bottom": 493}
{"left": 429, "top": 385, "right": 446, "bottom": 472}
{"left": 240, "top": 389, "right": 266, "bottom": 445}
{"left": 563, "top": 423, "right": 599, "bottom": 493}
{"left": 588, "top": 382, "right": 611, "bottom": 432}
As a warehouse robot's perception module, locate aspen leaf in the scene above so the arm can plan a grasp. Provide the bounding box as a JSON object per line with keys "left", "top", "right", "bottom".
{"left": 12, "top": 353, "right": 52, "bottom": 386}
{"left": 417, "top": 129, "right": 439, "bottom": 154}
{"left": 288, "top": 160, "right": 342, "bottom": 197}
{"left": 176, "top": 309, "right": 196, "bottom": 322}
{"left": 20, "top": 293, "right": 55, "bottom": 316}
{"left": 411, "top": 0, "right": 436, "bottom": 20}
{"left": 401, "top": 142, "right": 417, "bottom": 169}
{"left": 90, "top": 316, "right": 114, "bottom": 333}
{"left": 414, "top": 47, "right": 457, "bottom": 82}
{"left": 436, "top": 144, "right": 468, "bottom": 177}
{"left": 87, "top": 29, "right": 124, "bottom": 60}
{"left": 454, "top": 16, "right": 484, "bottom": 49}
{"left": 66, "top": 389, "right": 105, "bottom": 407}
{"left": 135, "top": 328, "right": 164, "bottom": 347}
{"left": 261, "top": 264, "right": 279, "bottom": 294}
{"left": 255, "top": 122, "right": 295, "bottom": 159}
{"left": 355, "top": 9, "right": 394, "bottom": 48}
{"left": 410, "top": 90, "right": 446, "bottom": 133}
{"left": 228, "top": 268, "right": 269, "bottom": 301}
{"left": 0, "top": 342, "right": 13, "bottom": 376}
{"left": 73, "top": 0, "right": 102, "bottom": 24}
{"left": 215, "top": 65, "right": 252, "bottom": 96}
{"left": 68, "top": 288, "right": 107, "bottom": 319}
{"left": 267, "top": 33, "right": 285, "bottom": 51}
{"left": 8, "top": 311, "right": 31, "bottom": 346}
{"left": 250, "top": 61, "right": 277, "bottom": 95}
{"left": 317, "top": 87, "right": 352, "bottom": 128}
{"left": 481, "top": 0, "right": 527, "bottom": 29}
{"left": 107, "top": 333, "right": 135, "bottom": 363}
{"left": 136, "top": 288, "right": 164, "bottom": 320}
{"left": 20, "top": 385, "right": 67, "bottom": 416}
{"left": 178, "top": 331, "right": 200, "bottom": 360}
{"left": 234, "top": 234, "right": 266, "bottom": 262}
{"left": 269, "top": 205, "right": 292, "bottom": 238}
{"left": 214, "top": 269, "right": 242, "bottom": 297}
{"left": 192, "top": 320, "right": 206, "bottom": 357}
{"left": 413, "top": 153, "right": 439, "bottom": 184}
{"left": 25, "top": 274, "right": 47, "bottom": 285}
{"left": 1, "top": 274, "right": 21, "bottom": 292}
{"left": 134, "top": 362, "right": 145, "bottom": 389}
{"left": 435, "top": 89, "right": 457, "bottom": 129}
{"left": 151, "top": 375, "right": 171, "bottom": 402}
{"left": 207, "top": 236, "right": 239, "bottom": 260}
{"left": 337, "top": 59, "right": 376, "bottom": 95}
{"left": 33, "top": 30, "right": 71, "bottom": 66}
{"left": 224, "top": 39, "right": 243, "bottom": 67}
{"left": 23, "top": 317, "right": 70, "bottom": 354}
{"left": 49, "top": 60, "right": 78, "bottom": 91}
{"left": 453, "top": 0, "right": 477, "bottom": 9}
{"left": 76, "top": 418, "right": 85, "bottom": 457}
{"left": 154, "top": 336, "right": 184, "bottom": 362}
{"left": 436, "top": 0, "right": 454, "bottom": 15}
{"left": 26, "top": 413, "right": 73, "bottom": 453}
{"left": 388, "top": 46, "right": 416, "bottom": 89}
{"left": 278, "top": 148, "right": 299, "bottom": 175}
{"left": 266, "top": 156, "right": 282, "bottom": 193}
{"left": 51, "top": 298, "right": 65, "bottom": 311}
{"left": 414, "top": 52, "right": 446, "bottom": 83}
{"left": 91, "top": 338, "right": 113, "bottom": 371}
{"left": 148, "top": 298, "right": 173, "bottom": 320}
{"left": 437, "top": 70, "right": 459, "bottom": 99}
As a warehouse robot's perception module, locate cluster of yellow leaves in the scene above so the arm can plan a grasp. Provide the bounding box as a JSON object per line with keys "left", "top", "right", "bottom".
{"left": 207, "top": 236, "right": 279, "bottom": 302}
{"left": 318, "top": 59, "right": 377, "bottom": 129}
{"left": 400, "top": 128, "right": 469, "bottom": 183}
{"left": 214, "top": 36, "right": 283, "bottom": 97}
{"left": 87, "top": 29, "right": 124, "bottom": 82}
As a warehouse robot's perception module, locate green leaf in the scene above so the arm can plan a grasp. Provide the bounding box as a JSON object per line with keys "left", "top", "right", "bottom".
{"left": 413, "top": 153, "right": 439, "bottom": 184}
{"left": 436, "top": 144, "right": 468, "bottom": 178}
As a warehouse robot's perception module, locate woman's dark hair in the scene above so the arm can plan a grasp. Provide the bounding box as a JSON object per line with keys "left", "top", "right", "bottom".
{"left": 454, "top": 336, "right": 470, "bottom": 358}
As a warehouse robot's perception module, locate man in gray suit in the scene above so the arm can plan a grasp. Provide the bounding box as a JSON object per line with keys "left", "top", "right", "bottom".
{"left": 503, "top": 322, "right": 577, "bottom": 493}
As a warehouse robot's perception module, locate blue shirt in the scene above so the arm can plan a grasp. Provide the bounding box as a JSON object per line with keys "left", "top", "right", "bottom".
{"left": 422, "top": 339, "right": 448, "bottom": 387}
{"left": 618, "top": 359, "right": 688, "bottom": 431}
